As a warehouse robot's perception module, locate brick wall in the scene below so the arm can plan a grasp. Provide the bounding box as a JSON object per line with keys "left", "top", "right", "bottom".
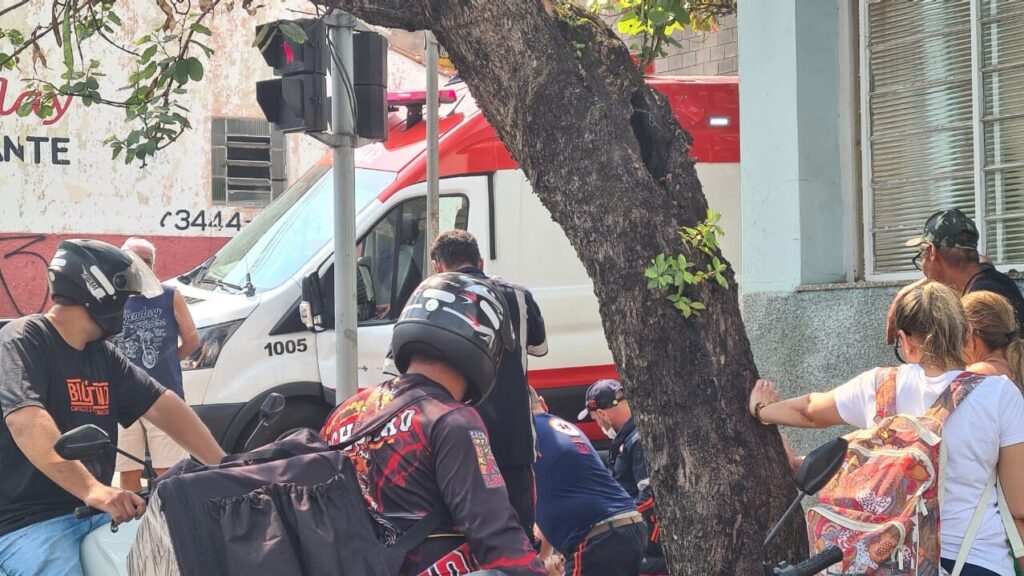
{"left": 653, "top": 14, "right": 737, "bottom": 76}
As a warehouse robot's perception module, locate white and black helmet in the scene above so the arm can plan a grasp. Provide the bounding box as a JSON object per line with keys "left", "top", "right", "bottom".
{"left": 47, "top": 239, "right": 163, "bottom": 337}
{"left": 391, "top": 273, "right": 513, "bottom": 404}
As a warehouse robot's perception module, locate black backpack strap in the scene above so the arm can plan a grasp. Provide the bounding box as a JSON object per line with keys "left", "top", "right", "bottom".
{"left": 390, "top": 506, "right": 452, "bottom": 556}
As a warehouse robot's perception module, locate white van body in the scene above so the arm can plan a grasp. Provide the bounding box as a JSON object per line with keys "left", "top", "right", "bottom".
{"left": 176, "top": 77, "right": 740, "bottom": 449}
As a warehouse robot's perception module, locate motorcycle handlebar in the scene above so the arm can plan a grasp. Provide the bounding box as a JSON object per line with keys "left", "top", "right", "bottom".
{"left": 73, "top": 489, "right": 150, "bottom": 519}
{"left": 778, "top": 546, "right": 843, "bottom": 576}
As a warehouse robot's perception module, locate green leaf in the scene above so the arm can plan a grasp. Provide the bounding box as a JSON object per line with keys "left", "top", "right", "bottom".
{"left": 190, "top": 22, "right": 212, "bottom": 36}
{"left": 9, "top": 29, "right": 24, "bottom": 45}
{"left": 690, "top": 301, "right": 706, "bottom": 311}
{"left": 715, "top": 274, "right": 729, "bottom": 289}
{"left": 644, "top": 267, "right": 659, "bottom": 279}
{"left": 141, "top": 44, "right": 158, "bottom": 64}
{"left": 191, "top": 40, "right": 214, "bottom": 57}
{"left": 186, "top": 57, "right": 204, "bottom": 81}
{"left": 278, "top": 21, "right": 308, "bottom": 44}
{"left": 107, "top": 12, "right": 121, "bottom": 26}
{"left": 172, "top": 61, "right": 189, "bottom": 85}
{"left": 61, "top": 8, "right": 74, "bottom": 71}
{"left": 136, "top": 34, "right": 151, "bottom": 46}
{"left": 86, "top": 76, "right": 99, "bottom": 90}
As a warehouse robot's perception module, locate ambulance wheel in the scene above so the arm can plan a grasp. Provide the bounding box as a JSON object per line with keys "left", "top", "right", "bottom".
{"left": 237, "top": 397, "right": 332, "bottom": 452}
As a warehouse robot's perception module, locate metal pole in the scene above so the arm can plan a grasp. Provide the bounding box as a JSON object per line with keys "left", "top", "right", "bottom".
{"left": 329, "top": 12, "right": 358, "bottom": 404}
{"left": 425, "top": 32, "right": 440, "bottom": 264}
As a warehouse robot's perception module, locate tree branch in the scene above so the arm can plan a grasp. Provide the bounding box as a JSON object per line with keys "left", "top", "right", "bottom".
{"left": 0, "top": 0, "right": 30, "bottom": 20}
{"left": 323, "top": 0, "right": 429, "bottom": 31}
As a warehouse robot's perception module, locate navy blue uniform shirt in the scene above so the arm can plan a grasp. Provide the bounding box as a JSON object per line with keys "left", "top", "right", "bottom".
{"left": 533, "top": 412, "right": 636, "bottom": 554}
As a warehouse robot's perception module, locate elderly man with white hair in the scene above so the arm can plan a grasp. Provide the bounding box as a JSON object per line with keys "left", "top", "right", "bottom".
{"left": 111, "top": 237, "right": 200, "bottom": 490}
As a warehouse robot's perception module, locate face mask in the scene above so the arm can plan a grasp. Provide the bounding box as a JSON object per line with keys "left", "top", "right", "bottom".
{"left": 601, "top": 425, "right": 617, "bottom": 440}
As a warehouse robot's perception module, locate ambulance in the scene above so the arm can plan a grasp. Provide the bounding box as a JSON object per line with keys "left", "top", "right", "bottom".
{"left": 175, "top": 75, "right": 740, "bottom": 449}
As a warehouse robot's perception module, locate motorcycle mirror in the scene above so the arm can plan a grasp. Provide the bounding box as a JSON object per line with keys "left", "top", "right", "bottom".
{"left": 794, "top": 437, "right": 849, "bottom": 496}
{"left": 54, "top": 424, "right": 113, "bottom": 461}
{"left": 259, "top": 393, "right": 286, "bottom": 426}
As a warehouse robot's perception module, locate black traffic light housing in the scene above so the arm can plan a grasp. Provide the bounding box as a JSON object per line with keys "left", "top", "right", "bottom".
{"left": 254, "top": 18, "right": 389, "bottom": 140}
{"left": 255, "top": 19, "right": 328, "bottom": 133}
{"left": 352, "top": 32, "right": 388, "bottom": 141}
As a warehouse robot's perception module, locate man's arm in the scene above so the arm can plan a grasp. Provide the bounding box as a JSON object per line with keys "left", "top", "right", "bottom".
{"left": 5, "top": 406, "right": 145, "bottom": 523}
{"left": 142, "top": 392, "right": 224, "bottom": 465}
{"left": 524, "top": 290, "right": 547, "bottom": 357}
{"left": 172, "top": 289, "right": 200, "bottom": 360}
{"left": 433, "top": 409, "right": 545, "bottom": 576}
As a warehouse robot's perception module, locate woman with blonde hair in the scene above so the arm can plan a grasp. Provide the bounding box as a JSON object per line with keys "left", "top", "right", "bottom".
{"left": 750, "top": 281, "right": 1024, "bottom": 575}
{"left": 962, "top": 290, "right": 1024, "bottom": 393}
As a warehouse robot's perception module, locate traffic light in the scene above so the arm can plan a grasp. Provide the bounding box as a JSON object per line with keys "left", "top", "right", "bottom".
{"left": 353, "top": 31, "right": 388, "bottom": 141}
{"left": 255, "top": 19, "right": 328, "bottom": 133}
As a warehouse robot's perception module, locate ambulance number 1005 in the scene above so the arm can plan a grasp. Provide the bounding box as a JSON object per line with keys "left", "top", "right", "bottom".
{"left": 264, "top": 338, "right": 308, "bottom": 357}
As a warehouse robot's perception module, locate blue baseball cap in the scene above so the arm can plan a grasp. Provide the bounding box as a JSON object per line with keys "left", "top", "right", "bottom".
{"left": 577, "top": 379, "right": 625, "bottom": 420}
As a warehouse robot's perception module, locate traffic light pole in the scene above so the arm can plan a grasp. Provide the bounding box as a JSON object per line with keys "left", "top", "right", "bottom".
{"left": 425, "top": 32, "right": 440, "bottom": 261}
{"left": 328, "top": 11, "right": 359, "bottom": 404}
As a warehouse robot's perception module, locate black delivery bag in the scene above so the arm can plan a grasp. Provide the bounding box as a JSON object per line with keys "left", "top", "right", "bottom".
{"left": 126, "top": 391, "right": 444, "bottom": 576}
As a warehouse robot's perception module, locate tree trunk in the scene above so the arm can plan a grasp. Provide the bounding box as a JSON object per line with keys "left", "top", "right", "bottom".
{"left": 334, "top": 1, "right": 808, "bottom": 572}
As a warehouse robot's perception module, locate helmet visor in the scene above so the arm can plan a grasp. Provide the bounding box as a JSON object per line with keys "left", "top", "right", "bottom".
{"left": 115, "top": 250, "right": 163, "bottom": 297}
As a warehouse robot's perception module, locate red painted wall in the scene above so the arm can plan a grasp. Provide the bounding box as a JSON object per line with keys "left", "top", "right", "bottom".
{"left": 0, "top": 234, "right": 229, "bottom": 318}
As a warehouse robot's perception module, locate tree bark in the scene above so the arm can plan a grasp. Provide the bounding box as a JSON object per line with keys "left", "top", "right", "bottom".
{"left": 332, "top": 1, "right": 808, "bottom": 572}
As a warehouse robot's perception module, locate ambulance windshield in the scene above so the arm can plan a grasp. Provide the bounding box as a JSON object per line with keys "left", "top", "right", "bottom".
{"left": 198, "top": 166, "right": 395, "bottom": 293}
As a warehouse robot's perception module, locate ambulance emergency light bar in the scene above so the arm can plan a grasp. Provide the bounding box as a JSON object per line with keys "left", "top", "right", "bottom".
{"left": 387, "top": 90, "right": 458, "bottom": 108}
{"left": 387, "top": 89, "right": 458, "bottom": 129}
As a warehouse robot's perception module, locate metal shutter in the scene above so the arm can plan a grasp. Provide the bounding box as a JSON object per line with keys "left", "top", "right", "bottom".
{"left": 980, "top": 0, "right": 1024, "bottom": 264}
{"left": 863, "top": 0, "right": 975, "bottom": 274}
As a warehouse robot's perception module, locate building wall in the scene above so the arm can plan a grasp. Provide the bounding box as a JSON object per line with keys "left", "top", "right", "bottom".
{"left": 736, "top": 0, "right": 873, "bottom": 457}
{"left": 653, "top": 14, "right": 737, "bottom": 77}
{"left": 0, "top": 5, "right": 435, "bottom": 318}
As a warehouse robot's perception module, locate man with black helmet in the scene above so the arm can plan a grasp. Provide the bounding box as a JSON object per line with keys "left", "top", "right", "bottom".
{"left": 321, "top": 272, "right": 545, "bottom": 576}
{"left": 0, "top": 239, "right": 225, "bottom": 576}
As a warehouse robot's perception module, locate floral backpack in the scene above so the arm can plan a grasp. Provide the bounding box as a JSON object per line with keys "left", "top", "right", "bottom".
{"left": 806, "top": 369, "right": 989, "bottom": 575}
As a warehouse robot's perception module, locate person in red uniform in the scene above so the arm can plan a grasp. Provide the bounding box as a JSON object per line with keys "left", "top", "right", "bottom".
{"left": 322, "top": 272, "right": 546, "bottom": 576}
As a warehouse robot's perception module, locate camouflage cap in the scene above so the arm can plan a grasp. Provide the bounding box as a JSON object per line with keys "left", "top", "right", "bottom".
{"left": 904, "top": 209, "right": 979, "bottom": 250}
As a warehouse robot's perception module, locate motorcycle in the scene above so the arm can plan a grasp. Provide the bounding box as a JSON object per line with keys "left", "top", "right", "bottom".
{"left": 761, "top": 437, "right": 848, "bottom": 576}
{"left": 50, "top": 393, "right": 286, "bottom": 576}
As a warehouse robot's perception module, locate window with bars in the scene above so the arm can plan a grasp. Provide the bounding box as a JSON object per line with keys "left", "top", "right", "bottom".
{"left": 861, "top": 0, "right": 1024, "bottom": 276}
{"left": 211, "top": 118, "right": 287, "bottom": 207}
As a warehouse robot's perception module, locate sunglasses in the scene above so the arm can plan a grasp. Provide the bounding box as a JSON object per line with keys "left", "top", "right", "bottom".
{"left": 893, "top": 330, "right": 911, "bottom": 364}
{"left": 911, "top": 244, "right": 930, "bottom": 271}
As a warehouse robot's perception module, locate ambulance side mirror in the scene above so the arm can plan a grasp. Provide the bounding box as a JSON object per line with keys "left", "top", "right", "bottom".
{"left": 300, "top": 272, "right": 325, "bottom": 331}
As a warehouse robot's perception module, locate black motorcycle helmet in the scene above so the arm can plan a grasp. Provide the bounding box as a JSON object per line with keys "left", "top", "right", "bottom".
{"left": 47, "top": 239, "right": 163, "bottom": 337}
{"left": 391, "top": 273, "right": 514, "bottom": 404}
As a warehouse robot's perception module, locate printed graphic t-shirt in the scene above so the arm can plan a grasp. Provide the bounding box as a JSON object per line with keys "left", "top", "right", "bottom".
{"left": 0, "top": 315, "right": 166, "bottom": 537}
{"left": 112, "top": 283, "right": 184, "bottom": 397}
{"left": 321, "top": 374, "right": 544, "bottom": 576}
{"left": 833, "top": 364, "right": 1024, "bottom": 575}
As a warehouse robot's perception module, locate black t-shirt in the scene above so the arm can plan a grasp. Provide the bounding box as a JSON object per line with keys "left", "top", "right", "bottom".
{"left": 0, "top": 315, "right": 165, "bottom": 536}
{"left": 967, "top": 263, "right": 1024, "bottom": 329}
{"left": 459, "top": 267, "right": 548, "bottom": 467}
